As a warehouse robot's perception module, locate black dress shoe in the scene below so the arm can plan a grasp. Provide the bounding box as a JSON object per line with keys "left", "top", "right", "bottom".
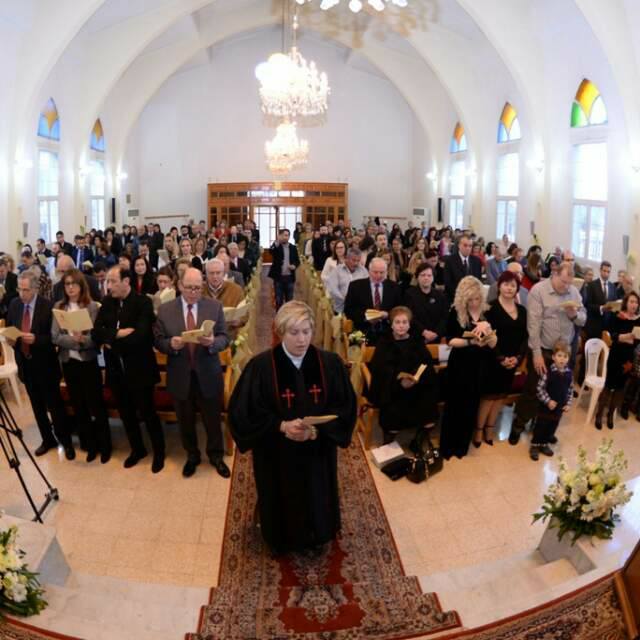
{"left": 100, "top": 450, "right": 112, "bottom": 464}
{"left": 607, "top": 415, "right": 614, "bottom": 430}
{"left": 64, "top": 445, "right": 76, "bottom": 461}
{"left": 508, "top": 430, "right": 521, "bottom": 446}
{"left": 86, "top": 450, "right": 98, "bottom": 463}
{"left": 34, "top": 442, "right": 56, "bottom": 456}
{"left": 620, "top": 405, "right": 630, "bottom": 420}
{"left": 151, "top": 455, "right": 165, "bottom": 474}
{"left": 548, "top": 435, "right": 558, "bottom": 444}
{"left": 182, "top": 460, "right": 199, "bottom": 478}
{"left": 123, "top": 451, "right": 147, "bottom": 469}
{"left": 211, "top": 458, "right": 231, "bottom": 479}
{"left": 595, "top": 416, "right": 603, "bottom": 430}
{"left": 539, "top": 444, "right": 554, "bottom": 457}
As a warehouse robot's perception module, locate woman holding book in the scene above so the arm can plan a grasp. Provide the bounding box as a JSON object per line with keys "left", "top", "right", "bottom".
{"left": 440, "top": 276, "right": 497, "bottom": 459}
{"left": 51, "top": 269, "right": 111, "bottom": 463}
{"left": 367, "top": 306, "right": 438, "bottom": 446}
{"left": 479, "top": 271, "right": 528, "bottom": 446}
{"left": 595, "top": 292, "right": 640, "bottom": 429}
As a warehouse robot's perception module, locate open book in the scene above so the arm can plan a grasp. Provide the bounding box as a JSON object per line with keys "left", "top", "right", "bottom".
{"left": 223, "top": 299, "right": 249, "bottom": 323}
{"left": 365, "top": 309, "right": 386, "bottom": 322}
{"left": 559, "top": 300, "right": 582, "bottom": 310}
{"left": 463, "top": 330, "right": 496, "bottom": 345}
{"left": 603, "top": 300, "right": 622, "bottom": 312}
{"left": 52, "top": 308, "right": 93, "bottom": 333}
{"left": 157, "top": 249, "right": 170, "bottom": 264}
{"left": 397, "top": 363, "right": 427, "bottom": 383}
{"left": 182, "top": 319, "right": 215, "bottom": 344}
{"left": 303, "top": 415, "right": 338, "bottom": 426}
{"left": 0, "top": 326, "right": 25, "bottom": 341}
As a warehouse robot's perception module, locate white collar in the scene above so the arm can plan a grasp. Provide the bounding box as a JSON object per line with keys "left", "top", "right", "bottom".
{"left": 282, "top": 342, "right": 305, "bottom": 370}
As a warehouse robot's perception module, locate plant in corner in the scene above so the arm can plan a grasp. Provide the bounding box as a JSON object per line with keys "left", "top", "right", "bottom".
{"left": 0, "top": 516, "right": 47, "bottom": 618}
{"left": 533, "top": 439, "right": 633, "bottom": 544}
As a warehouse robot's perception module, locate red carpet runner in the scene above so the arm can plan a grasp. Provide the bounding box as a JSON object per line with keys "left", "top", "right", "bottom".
{"left": 186, "top": 439, "right": 461, "bottom": 639}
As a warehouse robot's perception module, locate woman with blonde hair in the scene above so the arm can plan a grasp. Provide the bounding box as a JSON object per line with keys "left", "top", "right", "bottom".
{"left": 440, "top": 276, "right": 497, "bottom": 459}
{"left": 229, "top": 300, "right": 356, "bottom": 553}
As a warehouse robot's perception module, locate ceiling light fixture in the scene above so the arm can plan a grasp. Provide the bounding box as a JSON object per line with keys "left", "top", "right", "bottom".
{"left": 265, "top": 120, "right": 309, "bottom": 175}
{"left": 296, "top": 0, "right": 408, "bottom": 13}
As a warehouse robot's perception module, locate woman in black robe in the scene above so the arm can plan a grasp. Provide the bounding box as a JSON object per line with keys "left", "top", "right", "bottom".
{"left": 596, "top": 292, "right": 640, "bottom": 429}
{"left": 439, "top": 276, "right": 497, "bottom": 459}
{"left": 367, "top": 306, "right": 439, "bottom": 445}
{"left": 229, "top": 300, "right": 356, "bottom": 554}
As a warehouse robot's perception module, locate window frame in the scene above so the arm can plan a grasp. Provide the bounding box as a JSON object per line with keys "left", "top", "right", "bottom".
{"left": 495, "top": 149, "right": 520, "bottom": 242}
{"left": 37, "top": 146, "right": 60, "bottom": 243}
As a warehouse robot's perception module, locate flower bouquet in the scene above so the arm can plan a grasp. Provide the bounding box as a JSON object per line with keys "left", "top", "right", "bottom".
{"left": 533, "top": 440, "right": 633, "bottom": 544}
{"left": 348, "top": 330, "right": 366, "bottom": 347}
{"left": 0, "top": 518, "right": 47, "bottom": 617}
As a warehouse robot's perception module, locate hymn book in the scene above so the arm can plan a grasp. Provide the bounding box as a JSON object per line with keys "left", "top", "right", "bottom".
{"left": 559, "top": 300, "right": 582, "bottom": 310}
{"left": 223, "top": 299, "right": 249, "bottom": 322}
{"left": 0, "top": 326, "right": 25, "bottom": 341}
{"left": 397, "top": 363, "right": 427, "bottom": 383}
{"left": 462, "top": 330, "right": 496, "bottom": 345}
{"left": 365, "top": 309, "right": 386, "bottom": 322}
{"left": 157, "top": 249, "right": 169, "bottom": 264}
{"left": 52, "top": 308, "right": 94, "bottom": 333}
{"left": 303, "top": 415, "right": 338, "bottom": 426}
{"left": 371, "top": 441, "right": 405, "bottom": 468}
{"left": 181, "top": 319, "right": 215, "bottom": 344}
{"left": 603, "top": 300, "right": 623, "bottom": 312}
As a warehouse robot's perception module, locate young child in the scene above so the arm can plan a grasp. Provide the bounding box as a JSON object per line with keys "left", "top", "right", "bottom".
{"left": 530, "top": 340, "right": 573, "bottom": 461}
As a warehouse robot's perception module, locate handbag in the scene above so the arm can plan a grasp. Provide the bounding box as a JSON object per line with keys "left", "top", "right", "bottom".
{"left": 407, "top": 456, "right": 426, "bottom": 483}
{"left": 409, "top": 428, "right": 444, "bottom": 478}
{"left": 380, "top": 457, "right": 411, "bottom": 481}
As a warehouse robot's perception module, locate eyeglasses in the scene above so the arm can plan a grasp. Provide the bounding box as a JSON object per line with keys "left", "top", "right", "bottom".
{"left": 64, "top": 281, "right": 79, "bottom": 287}
{"left": 182, "top": 285, "right": 202, "bottom": 292}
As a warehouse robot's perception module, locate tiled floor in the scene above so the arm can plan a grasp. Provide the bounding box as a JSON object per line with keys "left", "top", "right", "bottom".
{"left": 2, "top": 383, "right": 639, "bottom": 591}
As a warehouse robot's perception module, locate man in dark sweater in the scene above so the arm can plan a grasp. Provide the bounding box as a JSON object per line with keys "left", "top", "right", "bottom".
{"left": 530, "top": 340, "right": 573, "bottom": 461}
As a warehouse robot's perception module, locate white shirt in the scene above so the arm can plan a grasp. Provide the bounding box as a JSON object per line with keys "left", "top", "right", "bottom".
{"left": 181, "top": 297, "right": 198, "bottom": 327}
{"left": 282, "top": 342, "right": 304, "bottom": 370}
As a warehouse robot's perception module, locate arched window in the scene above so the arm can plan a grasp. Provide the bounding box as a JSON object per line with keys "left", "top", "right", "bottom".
{"left": 449, "top": 122, "right": 467, "bottom": 153}
{"left": 571, "top": 79, "right": 607, "bottom": 128}
{"left": 37, "top": 98, "right": 60, "bottom": 140}
{"left": 90, "top": 119, "right": 105, "bottom": 152}
{"left": 497, "top": 102, "right": 521, "bottom": 143}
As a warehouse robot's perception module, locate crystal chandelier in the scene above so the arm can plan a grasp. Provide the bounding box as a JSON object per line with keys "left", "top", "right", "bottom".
{"left": 295, "top": 0, "right": 408, "bottom": 12}
{"left": 255, "top": 13, "right": 329, "bottom": 119}
{"left": 265, "top": 120, "right": 309, "bottom": 175}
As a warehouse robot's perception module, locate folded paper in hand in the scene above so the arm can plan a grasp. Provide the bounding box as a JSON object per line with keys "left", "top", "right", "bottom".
{"left": 0, "top": 326, "right": 25, "bottom": 341}
{"left": 365, "top": 309, "right": 386, "bottom": 322}
{"left": 303, "top": 414, "right": 338, "bottom": 426}
{"left": 559, "top": 300, "right": 581, "bottom": 309}
{"left": 603, "top": 300, "right": 622, "bottom": 312}
{"left": 52, "top": 307, "right": 94, "bottom": 332}
{"left": 397, "top": 363, "right": 427, "bottom": 382}
{"left": 181, "top": 319, "right": 215, "bottom": 344}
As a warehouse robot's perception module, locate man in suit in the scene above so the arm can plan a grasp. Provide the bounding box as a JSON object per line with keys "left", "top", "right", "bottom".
{"left": 92, "top": 266, "right": 165, "bottom": 472}
{"left": 56, "top": 231, "right": 73, "bottom": 256}
{"left": 219, "top": 253, "right": 245, "bottom": 288}
{"left": 311, "top": 225, "right": 332, "bottom": 270}
{"left": 155, "top": 268, "right": 230, "bottom": 478}
{"left": 268, "top": 228, "right": 300, "bottom": 309}
{"left": 364, "top": 232, "right": 389, "bottom": 268}
{"left": 443, "top": 234, "right": 483, "bottom": 302}
{"left": 227, "top": 242, "right": 250, "bottom": 284}
{"left": 53, "top": 255, "right": 101, "bottom": 302}
{"left": 228, "top": 225, "right": 246, "bottom": 246}
{"left": 344, "top": 257, "right": 403, "bottom": 344}
{"left": 0, "top": 257, "right": 18, "bottom": 318}
{"left": 584, "top": 260, "right": 617, "bottom": 339}
{"left": 6, "top": 269, "right": 74, "bottom": 458}
{"left": 71, "top": 235, "right": 92, "bottom": 270}
{"left": 36, "top": 238, "right": 52, "bottom": 259}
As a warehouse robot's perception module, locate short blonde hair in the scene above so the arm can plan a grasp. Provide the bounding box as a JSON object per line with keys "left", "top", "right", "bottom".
{"left": 274, "top": 300, "right": 315, "bottom": 337}
{"left": 453, "top": 276, "right": 488, "bottom": 328}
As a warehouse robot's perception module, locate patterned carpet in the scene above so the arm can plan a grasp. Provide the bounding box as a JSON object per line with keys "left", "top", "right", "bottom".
{"left": 437, "top": 573, "right": 631, "bottom": 640}
{"left": 186, "top": 439, "right": 462, "bottom": 640}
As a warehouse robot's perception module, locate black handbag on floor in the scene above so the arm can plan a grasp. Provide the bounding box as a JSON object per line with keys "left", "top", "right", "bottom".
{"left": 407, "top": 456, "right": 427, "bottom": 483}
{"left": 380, "top": 457, "right": 411, "bottom": 481}
{"left": 410, "top": 428, "right": 443, "bottom": 479}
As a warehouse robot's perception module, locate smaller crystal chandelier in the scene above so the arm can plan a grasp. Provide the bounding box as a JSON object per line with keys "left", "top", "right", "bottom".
{"left": 265, "top": 120, "right": 309, "bottom": 175}
{"left": 296, "top": 0, "right": 408, "bottom": 12}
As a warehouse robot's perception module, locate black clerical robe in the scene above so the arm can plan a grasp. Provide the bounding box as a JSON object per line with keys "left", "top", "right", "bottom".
{"left": 229, "top": 344, "right": 356, "bottom": 553}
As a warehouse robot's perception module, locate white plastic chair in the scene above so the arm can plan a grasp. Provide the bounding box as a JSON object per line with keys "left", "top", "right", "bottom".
{"left": 577, "top": 338, "right": 608, "bottom": 426}
{"left": 0, "top": 335, "right": 23, "bottom": 410}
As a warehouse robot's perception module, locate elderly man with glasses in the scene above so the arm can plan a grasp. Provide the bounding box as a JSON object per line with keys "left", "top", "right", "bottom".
{"left": 155, "top": 268, "right": 230, "bottom": 478}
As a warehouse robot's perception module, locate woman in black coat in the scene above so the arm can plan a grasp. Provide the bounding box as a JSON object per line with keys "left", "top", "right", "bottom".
{"left": 368, "top": 306, "right": 439, "bottom": 446}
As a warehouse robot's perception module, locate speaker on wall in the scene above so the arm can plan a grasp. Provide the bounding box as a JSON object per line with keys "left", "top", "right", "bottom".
{"left": 111, "top": 198, "right": 116, "bottom": 224}
{"left": 437, "top": 197, "right": 443, "bottom": 223}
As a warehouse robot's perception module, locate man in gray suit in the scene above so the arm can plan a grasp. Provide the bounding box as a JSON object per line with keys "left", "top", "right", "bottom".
{"left": 155, "top": 268, "right": 230, "bottom": 478}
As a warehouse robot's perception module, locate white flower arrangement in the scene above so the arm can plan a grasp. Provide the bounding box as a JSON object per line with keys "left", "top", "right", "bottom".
{"left": 347, "top": 330, "right": 366, "bottom": 347}
{"left": 0, "top": 516, "right": 47, "bottom": 617}
{"left": 533, "top": 440, "right": 633, "bottom": 544}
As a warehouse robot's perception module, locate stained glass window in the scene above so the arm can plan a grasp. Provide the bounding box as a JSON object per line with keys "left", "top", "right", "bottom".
{"left": 90, "top": 119, "right": 105, "bottom": 152}
{"left": 450, "top": 122, "right": 467, "bottom": 153}
{"left": 497, "top": 103, "right": 521, "bottom": 143}
{"left": 37, "top": 98, "right": 60, "bottom": 140}
{"left": 571, "top": 79, "right": 607, "bottom": 128}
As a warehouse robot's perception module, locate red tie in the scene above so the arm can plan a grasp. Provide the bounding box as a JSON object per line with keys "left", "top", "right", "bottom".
{"left": 21, "top": 305, "right": 31, "bottom": 357}
{"left": 374, "top": 284, "right": 381, "bottom": 309}
{"left": 187, "top": 304, "right": 196, "bottom": 368}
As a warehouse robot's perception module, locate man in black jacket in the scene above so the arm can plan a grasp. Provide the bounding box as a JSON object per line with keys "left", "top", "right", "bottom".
{"left": 443, "top": 234, "right": 482, "bottom": 302}
{"left": 6, "top": 270, "right": 74, "bottom": 458}
{"left": 584, "top": 260, "right": 617, "bottom": 339}
{"left": 344, "top": 257, "right": 403, "bottom": 344}
{"left": 55, "top": 231, "right": 73, "bottom": 256}
{"left": 92, "top": 266, "right": 165, "bottom": 472}
{"left": 311, "top": 225, "right": 332, "bottom": 270}
{"left": 0, "top": 258, "right": 18, "bottom": 319}
{"left": 268, "top": 229, "right": 300, "bottom": 309}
